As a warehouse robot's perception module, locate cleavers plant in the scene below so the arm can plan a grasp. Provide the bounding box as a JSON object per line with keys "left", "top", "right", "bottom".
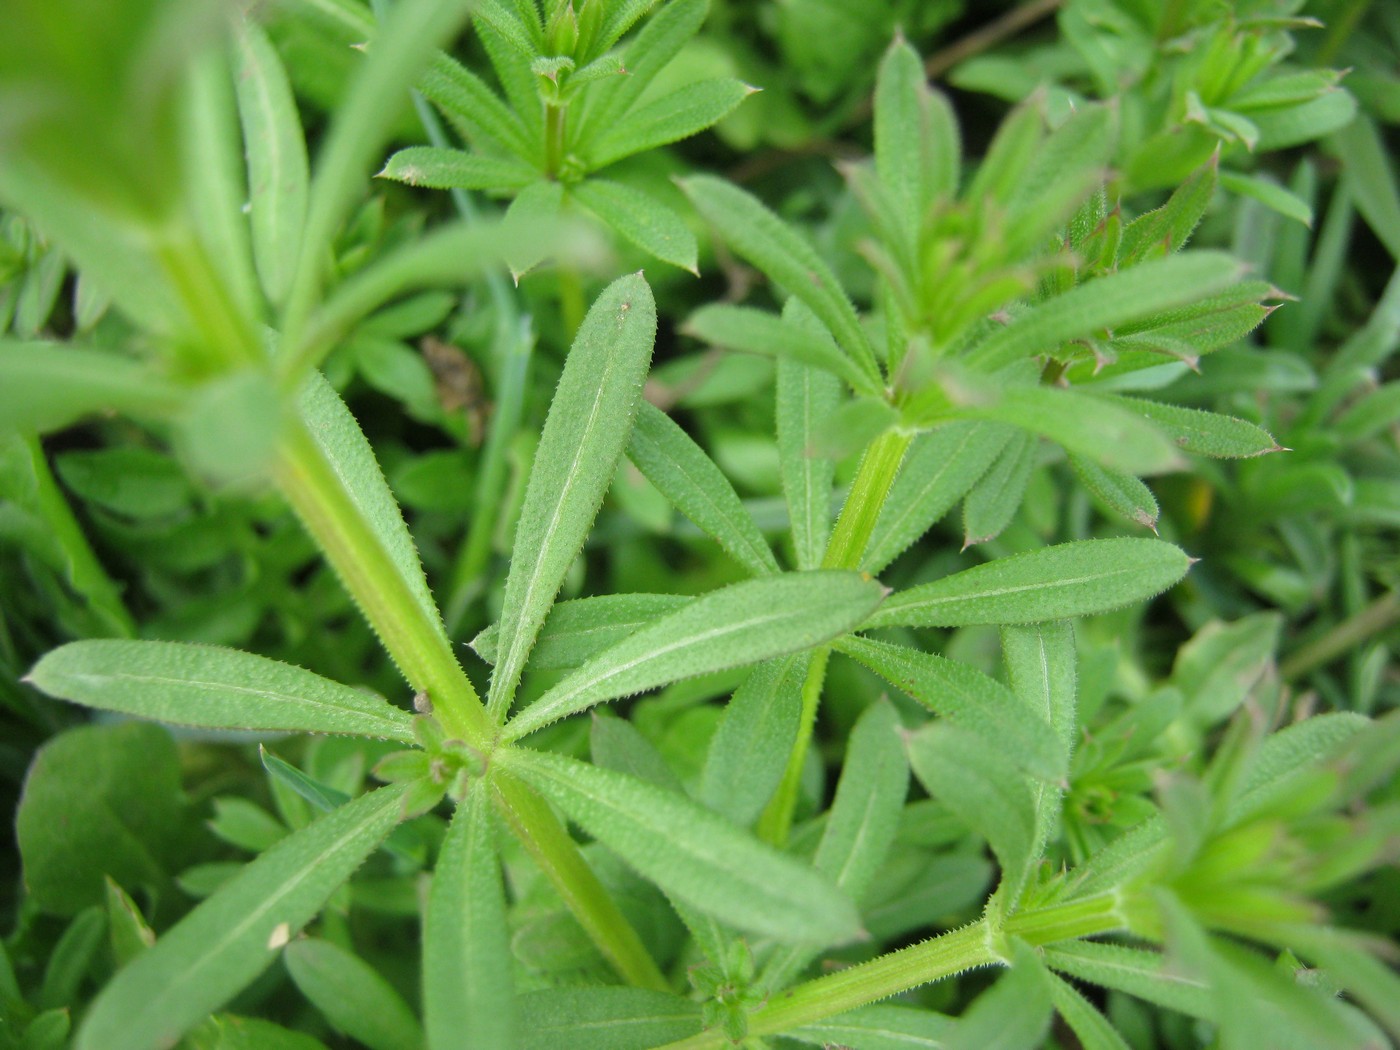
{"left": 1, "top": 2, "right": 1398, "bottom": 1050}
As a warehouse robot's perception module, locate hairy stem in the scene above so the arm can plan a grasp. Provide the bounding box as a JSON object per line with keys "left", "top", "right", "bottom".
{"left": 274, "top": 417, "right": 491, "bottom": 744}
{"left": 493, "top": 770, "right": 670, "bottom": 991}
{"left": 759, "top": 428, "right": 912, "bottom": 844}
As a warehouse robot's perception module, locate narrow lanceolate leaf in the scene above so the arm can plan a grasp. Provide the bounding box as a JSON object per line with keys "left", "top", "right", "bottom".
{"left": 27, "top": 640, "right": 414, "bottom": 742}
{"left": 956, "top": 386, "right": 1183, "bottom": 475}
{"left": 489, "top": 274, "right": 657, "bottom": 721}
{"left": 570, "top": 179, "right": 698, "bottom": 273}
{"left": 813, "top": 698, "right": 908, "bottom": 900}
{"left": 963, "top": 429, "right": 1037, "bottom": 547}
{"left": 1047, "top": 971, "right": 1132, "bottom": 1050}
{"left": 1001, "top": 622, "right": 1077, "bottom": 851}
{"left": 1069, "top": 453, "right": 1160, "bottom": 529}
{"left": 0, "top": 343, "right": 183, "bottom": 434}
{"left": 908, "top": 724, "right": 1039, "bottom": 913}
{"left": 682, "top": 175, "right": 881, "bottom": 385}
{"left": 502, "top": 749, "right": 862, "bottom": 943}
{"left": 377, "top": 146, "right": 536, "bottom": 191}
{"left": 839, "top": 637, "right": 1063, "bottom": 782}
{"left": 1102, "top": 396, "right": 1282, "bottom": 458}
{"left": 864, "top": 422, "right": 1013, "bottom": 573}
{"left": 504, "top": 570, "right": 886, "bottom": 740}
{"left": 472, "top": 593, "right": 692, "bottom": 670}
{"left": 778, "top": 354, "right": 843, "bottom": 570}
{"left": 867, "top": 538, "right": 1191, "bottom": 629}
{"left": 233, "top": 19, "right": 308, "bottom": 308}
{"left": 875, "top": 37, "right": 960, "bottom": 234}
{"left": 284, "top": 939, "right": 422, "bottom": 1050}
{"left": 788, "top": 1005, "right": 956, "bottom": 1050}
{"left": 627, "top": 400, "right": 779, "bottom": 575}
{"left": 584, "top": 0, "right": 707, "bottom": 136}
{"left": 1043, "top": 941, "right": 1213, "bottom": 1020}
{"left": 295, "top": 373, "right": 449, "bottom": 651}
{"left": 419, "top": 56, "right": 534, "bottom": 159}
{"left": 946, "top": 943, "right": 1054, "bottom": 1050}
{"left": 589, "top": 79, "right": 752, "bottom": 169}
{"left": 1119, "top": 156, "right": 1218, "bottom": 263}
{"left": 424, "top": 784, "right": 516, "bottom": 1050}
{"left": 74, "top": 786, "right": 406, "bottom": 1050}
{"left": 967, "top": 252, "right": 1246, "bottom": 371}
{"left": 518, "top": 987, "right": 702, "bottom": 1050}
{"left": 682, "top": 303, "right": 872, "bottom": 393}
{"left": 701, "top": 657, "right": 805, "bottom": 826}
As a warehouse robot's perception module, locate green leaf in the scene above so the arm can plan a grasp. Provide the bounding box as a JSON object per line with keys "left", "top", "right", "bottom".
{"left": 38, "top": 907, "right": 106, "bottom": 1010}
{"left": 418, "top": 56, "right": 534, "bottom": 159}
{"left": 583, "top": 0, "right": 707, "bottom": 138}
{"left": 1173, "top": 613, "right": 1282, "bottom": 724}
{"left": 867, "top": 538, "right": 1192, "bottom": 629}
{"left": 813, "top": 697, "right": 908, "bottom": 900}
{"left": 284, "top": 939, "right": 422, "bottom": 1050}
{"left": 473, "top": 0, "right": 541, "bottom": 56}
{"left": 839, "top": 637, "right": 1064, "bottom": 782}
{"left": 501, "top": 750, "right": 862, "bottom": 943}
{"left": 1335, "top": 382, "right": 1400, "bottom": 443}
{"left": 571, "top": 179, "right": 698, "bottom": 273}
{"left": 233, "top": 19, "right": 308, "bottom": 309}
{"left": 208, "top": 798, "right": 287, "bottom": 853}
{"left": 682, "top": 304, "right": 872, "bottom": 393}
{"left": 518, "top": 986, "right": 702, "bottom": 1050}
{"left": 504, "top": 570, "right": 886, "bottom": 740}
{"left": 1220, "top": 171, "right": 1313, "bottom": 228}
{"left": 1069, "top": 453, "right": 1159, "bottom": 529}
{"left": 105, "top": 878, "right": 156, "bottom": 966}
{"left": 864, "top": 422, "right": 1014, "bottom": 573}
{"left": 187, "top": 1015, "right": 330, "bottom": 1050}
{"left": 280, "top": 0, "right": 475, "bottom": 340}
{"left": 589, "top": 79, "right": 752, "bottom": 168}
{"left": 0, "top": 343, "right": 183, "bottom": 435}
{"left": 28, "top": 639, "right": 415, "bottom": 741}
{"left": 946, "top": 943, "right": 1054, "bottom": 1050}
{"left": 1119, "top": 157, "right": 1218, "bottom": 264}
{"left": 1047, "top": 971, "right": 1132, "bottom": 1050}
{"left": 1250, "top": 88, "right": 1356, "bottom": 151}
{"left": 700, "top": 657, "right": 805, "bottom": 826}
{"left": 293, "top": 371, "right": 450, "bottom": 655}
{"left": 1335, "top": 114, "right": 1400, "bottom": 261}
{"left": 592, "top": 711, "right": 684, "bottom": 793}
{"left": 377, "top": 146, "right": 537, "bottom": 190}
{"left": 472, "top": 593, "right": 692, "bottom": 670}
{"left": 73, "top": 785, "right": 407, "bottom": 1050}
{"left": 627, "top": 400, "right": 778, "bottom": 575}
{"left": 962, "top": 429, "right": 1036, "bottom": 547}
{"left": 967, "top": 252, "right": 1246, "bottom": 371}
{"left": 423, "top": 784, "right": 516, "bottom": 1050}
{"left": 17, "top": 723, "right": 190, "bottom": 916}
{"left": 875, "top": 36, "right": 960, "bottom": 236}
{"left": 907, "top": 724, "right": 1038, "bottom": 913}
{"left": 1101, "top": 396, "right": 1282, "bottom": 458}
{"left": 787, "top": 1004, "right": 956, "bottom": 1049}
{"left": 682, "top": 175, "right": 880, "bottom": 385}
{"left": 778, "top": 352, "right": 843, "bottom": 570}
{"left": 489, "top": 273, "right": 656, "bottom": 721}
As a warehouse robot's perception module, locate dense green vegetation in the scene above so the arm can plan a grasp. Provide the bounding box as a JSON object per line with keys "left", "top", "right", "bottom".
{"left": 1, "top": 1, "right": 1398, "bottom": 1047}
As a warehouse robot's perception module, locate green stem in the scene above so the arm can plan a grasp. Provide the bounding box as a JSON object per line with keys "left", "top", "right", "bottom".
{"left": 155, "top": 227, "right": 262, "bottom": 373}
{"left": 544, "top": 103, "right": 567, "bottom": 180}
{"left": 821, "top": 429, "right": 913, "bottom": 572}
{"left": 1279, "top": 590, "right": 1400, "bottom": 681}
{"left": 493, "top": 770, "right": 670, "bottom": 991}
{"left": 659, "top": 893, "right": 1129, "bottom": 1049}
{"left": 274, "top": 417, "right": 491, "bottom": 745}
{"left": 758, "top": 428, "right": 912, "bottom": 844}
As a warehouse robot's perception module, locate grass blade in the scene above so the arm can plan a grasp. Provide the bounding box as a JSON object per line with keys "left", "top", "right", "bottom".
{"left": 488, "top": 273, "right": 657, "bottom": 721}
{"left": 27, "top": 639, "right": 414, "bottom": 741}
{"left": 74, "top": 785, "right": 407, "bottom": 1050}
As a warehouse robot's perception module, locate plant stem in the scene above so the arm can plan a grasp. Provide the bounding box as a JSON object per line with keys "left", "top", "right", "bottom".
{"left": 274, "top": 416, "right": 491, "bottom": 745}
{"left": 155, "top": 227, "right": 262, "bottom": 373}
{"left": 759, "top": 428, "right": 913, "bottom": 844}
{"left": 544, "top": 103, "right": 567, "bottom": 180}
{"left": 493, "top": 770, "right": 670, "bottom": 991}
{"left": 1280, "top": 590, "right": 1400, "bottom": 681}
